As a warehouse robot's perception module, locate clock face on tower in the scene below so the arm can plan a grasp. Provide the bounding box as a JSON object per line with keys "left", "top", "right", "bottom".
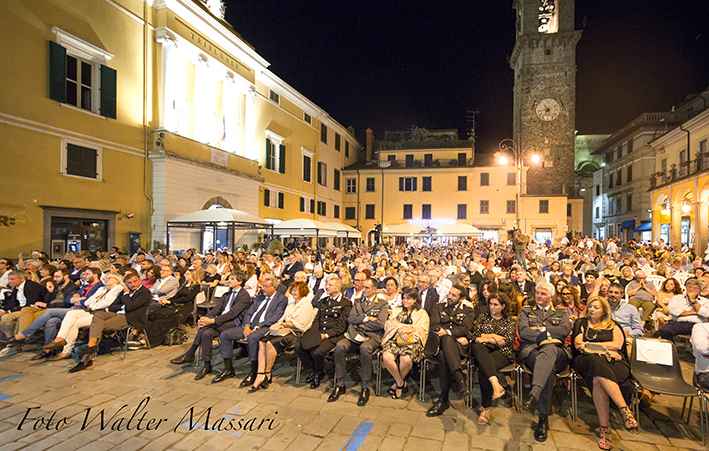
{"left": 536, "top": 98, "right": 560, "bottom": 121}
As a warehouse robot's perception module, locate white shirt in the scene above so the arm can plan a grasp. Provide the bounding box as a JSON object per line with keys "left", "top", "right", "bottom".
{"left": 16, "top": 281, "right": 27, "bottom": 307}
{"left": 668, "top": 294, "right": 709, "bottom": 323}
{"left": 691, "top": 323, "right": 709, "bottom": 374}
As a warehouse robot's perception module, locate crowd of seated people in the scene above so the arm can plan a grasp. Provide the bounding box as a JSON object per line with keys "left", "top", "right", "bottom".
{"left": 2, "top": 235, "right": 709, "bottom": 448}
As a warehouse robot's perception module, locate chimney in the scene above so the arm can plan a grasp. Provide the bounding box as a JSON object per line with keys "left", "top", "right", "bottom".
{"left": 366, "top": 128, "right": 374, "bottom": 162}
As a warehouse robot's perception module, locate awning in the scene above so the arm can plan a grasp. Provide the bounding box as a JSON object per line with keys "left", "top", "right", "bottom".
{"left": 427, "top": 223, "right": 484, "bottom": 237}
{"left": 620, "top": 219, "right": 636, "bottom": 230}
{"left": 634, "top": 221, "right": 652, "bottom": 233}
{"left": 272, "top": 218, "right": 337, "bottom": 237}
{"left": 382, "top": 223, "right": 426, "bottom": 236}
{"left": 325, "top": 222, "right": 362, "bottom": 239}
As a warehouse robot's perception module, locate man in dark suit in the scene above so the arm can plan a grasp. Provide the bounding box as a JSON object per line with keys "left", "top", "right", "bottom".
{"left": 169, "top": 271, "right": 251, "bottom": 380}
{"left": 281, "top": 252, "right": 304, "bottom": 287}
{"left": 296, "top": 275, "right": 351, "bottom": 389}
{"left": 417, "top": 273, "right": 440, "bottom": 318}
{"left": 426, "top": 284, "right": 476, "bottom": 417}
{"left": 71, "top": 272, "right": 152, "bottom": 372}
{"left": 215, "top": 273, "right": 288, "bottom": 385}
{"left": 329, "top": 277, "right": 388, "bottom": 406}
{"left": 0, "top": 270, "right": 48, "bottom": 343}
{"left": 518, "top": 281, "right": 572, "bottom": 442}
{"left": 508, "top": 266, "right": 536, "bottom": 300}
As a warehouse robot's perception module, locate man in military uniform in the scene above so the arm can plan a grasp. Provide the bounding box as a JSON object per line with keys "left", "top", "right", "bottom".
{"left": 295, "top": 275, "right": 351, "bottom": 389}
{"left": 518, "top": 280, "right": 572, "bottom": 442}
{"left": 329, "top": 277, "right": 388, "bottom": 406}
{"left": 426, "top": 284, "right": 476, "bottom": 417}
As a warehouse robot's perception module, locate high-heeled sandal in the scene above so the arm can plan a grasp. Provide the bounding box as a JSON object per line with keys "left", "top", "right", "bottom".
{"left": 492, "top": 388, "right": 505, "bottom": 401}
{"left": 248, "top": 372, "right": 267, "bottom": 393}
{"left": 391, "top": 382, "right": 408, "bottom": 399}
{"left": 477, "top": 409, "right": 491, "bottom": 425}
{"left": 259, "top": 372, "right": 272, "bottom": 390}
{"left": 598, "top": 425, "right": 612, "bottom": 450}
{"left": 620, "top": 406, "right": 638, "bottom": 430}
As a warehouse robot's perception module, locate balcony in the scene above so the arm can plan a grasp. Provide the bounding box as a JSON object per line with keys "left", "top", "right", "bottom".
{"left": 382, "top": 157, "right": 474, "bottom": 169}
{"left": 650, "top": 155, "right": 709, "bottom": 189}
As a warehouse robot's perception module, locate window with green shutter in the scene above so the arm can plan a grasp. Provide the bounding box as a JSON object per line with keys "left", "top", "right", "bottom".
{"left": 66, "top": 143, "right": 98, "bottom": 179}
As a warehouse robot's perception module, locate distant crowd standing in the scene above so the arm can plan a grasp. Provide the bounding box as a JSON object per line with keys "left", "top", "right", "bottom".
{"left": 2, "top": 232, "right": 709, "bottom": 449}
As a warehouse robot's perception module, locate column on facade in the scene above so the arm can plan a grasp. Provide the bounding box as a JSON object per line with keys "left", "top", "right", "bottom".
{"left": 696, "top": 201, "right": 709, "bottom": 256}
{"left": 671, "top": 205, "right": 682, "bottom": 247}
{"left": 651, "top": 205, "right": 662, "bottom": 243}
{"left": 243, "top": 86, "right": 257, "bottom": 160}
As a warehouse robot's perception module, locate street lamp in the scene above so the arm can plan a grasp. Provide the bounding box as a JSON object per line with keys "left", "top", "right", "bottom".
{"left": 497, "top": 134, "right": 539, "bottom": 229}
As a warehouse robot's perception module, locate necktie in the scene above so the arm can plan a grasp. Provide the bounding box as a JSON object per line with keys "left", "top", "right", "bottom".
{"left": 222, "top": 291, "right": 236, "bottom": 315}
{"left": 253, "top": 296, "right": 272, "bottom": 326}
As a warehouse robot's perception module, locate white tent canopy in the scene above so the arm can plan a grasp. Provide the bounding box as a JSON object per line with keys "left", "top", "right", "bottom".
{"left": 382, "top": 223, "right": 426, "bottom": 236}
{"left": 326, "top": 222, "right": 362, "bottom": 239}
{"left": 433, "top": 223, "right": 484, "bottom": 237}
{"left": 273, "top": 218, "right": 337, "bottom": 237}
{"left": 167, "top": 208, "right": 270, "bottom": 227}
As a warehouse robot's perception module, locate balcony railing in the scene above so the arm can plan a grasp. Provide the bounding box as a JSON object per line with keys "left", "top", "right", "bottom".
{"left": 650, "top": 155, "right": 709, "bottom": 189}
{"left": 382, "top": 158, "right": 474, "bottom": 168}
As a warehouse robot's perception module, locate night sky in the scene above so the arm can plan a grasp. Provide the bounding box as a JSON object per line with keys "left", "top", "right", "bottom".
{"left": 225, "top": 0, "right": 709, "bottom": 154}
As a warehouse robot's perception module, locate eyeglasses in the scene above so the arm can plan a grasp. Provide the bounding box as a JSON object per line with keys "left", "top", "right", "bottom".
{"left": 561, "top": 292, "right": 573, "bottom": 296}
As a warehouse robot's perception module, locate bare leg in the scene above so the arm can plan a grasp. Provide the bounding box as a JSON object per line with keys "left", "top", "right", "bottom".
{"left": 252, "top": 342, "right": 268, "bottom": 387}
{"left": 592, "top": 377, "right": 611, "bottom": 427}
{"left": 596, "top": 376, "right": 627, "bottom": 408}
{"left": 264, "top": 342, "right": 278, "bottom": 373}
{"left": 382, "top": 352, "right": 402, "bottom": 389}
{"left": 489, "top": 375, "right": 505, "bottom": 395}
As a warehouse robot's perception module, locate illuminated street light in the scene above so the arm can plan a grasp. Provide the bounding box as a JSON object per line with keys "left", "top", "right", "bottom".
{"left": 497, "top": 134, "right": 537, "bottom": 229}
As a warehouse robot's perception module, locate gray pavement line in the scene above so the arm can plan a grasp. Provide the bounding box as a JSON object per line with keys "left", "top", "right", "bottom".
{"left": 0, "top": 374, "right": 22, "bottom": 400}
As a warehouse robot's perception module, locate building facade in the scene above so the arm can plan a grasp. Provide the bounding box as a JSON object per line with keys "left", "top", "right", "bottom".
{"left": 342, "top": 130, "right": 582, "bottom": 245}
{"left": 0, "top": 0, "right": 361, "bottom": 255}
{"left": 650, "top": 104, "right": 709, "bottom": 253}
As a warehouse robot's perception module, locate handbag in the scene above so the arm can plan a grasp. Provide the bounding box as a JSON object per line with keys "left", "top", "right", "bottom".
{"left": 396, "top": 331, "right": 416, "bottom": 346}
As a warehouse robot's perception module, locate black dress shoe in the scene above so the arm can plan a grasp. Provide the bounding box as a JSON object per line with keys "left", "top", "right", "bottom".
{"left": 31, "top": 351, "right": 52, "bottom": 361}
{"left": 194, "top": 367, "right": 211, "bottom": 380}
{"left": 310, "top": 374, "right": 323, "bottom": 389}
{"left": 426, "top": 399, "right": 450, "bottom": 417}
{"left": 523, "top": 395, "right": 538, "bottom": 414}
{"left": 68, "top": 360, "right": 93, "bottom": 373}
{"left": 240, "top": 373, "right": 256, "bottom": 387}
{"left": 170, "top": 355, "right": 195, "bottom": 365}
{"left": 7, "top": 338, "right": 25, "bottom": 347}
{"left": 211, "top": 370, "right": 236, "bottom": 384}
{"left": 328, "top": 386, "right": 346, "bottom": 402}
{"left": 357, "top": 388, "right": 370, "bottom": 406}
{"left": 534, "top": 414, "right": 548, "bottom": 442}
{"left": 305, "top": 372, "right": 316, "bottom": 383}
{"left": 456, "top": 385, "right": 472, "bottom": 400}
{"left": 76, "top": 345, "right": 99, "bottom": 356}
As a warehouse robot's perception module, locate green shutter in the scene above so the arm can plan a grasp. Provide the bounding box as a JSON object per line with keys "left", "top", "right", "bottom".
{"left": 264, "top": 189, "right": 270, "bottom": 207}
{"left": 100, "top": 65, "right": 117, "bottom": 119}
{"left": 399, "top": 177, "right": 404, "bottom": 191}
{"left": 300, "top": 197, "right": 305, "bottom": 212}
{"left": 265, "top": 139, "right": 272, "bottom": 170}
{"left": 310, "top": 199, "right": 315, "bottom": 213}
{"left": 278, "top": 192, "right": 284, "bottom": 209}
{"left": 49, "top": 41, "right": 66, "bottom": 103}
{"left": 413, "top": 177, "right": 417, "bottom": 191}
{"left": 279, "top": 144, "right": 286, "bottom": 174}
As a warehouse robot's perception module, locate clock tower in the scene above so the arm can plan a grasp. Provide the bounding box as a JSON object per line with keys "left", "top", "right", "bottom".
{"left": 510, "top": 0, "right": 582, "bottom": 195}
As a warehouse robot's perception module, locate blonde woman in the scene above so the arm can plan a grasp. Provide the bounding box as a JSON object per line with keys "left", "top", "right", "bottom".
{"left": 572, "top": 297, "right": 637, "bottom": 450}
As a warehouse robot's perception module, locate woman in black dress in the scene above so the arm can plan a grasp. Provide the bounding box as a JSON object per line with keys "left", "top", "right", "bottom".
{"left": 572, "top": 296, "right": 638, "bottom": 450}
{"left": 469, "top": 293, "right": 517, "bottom": 425}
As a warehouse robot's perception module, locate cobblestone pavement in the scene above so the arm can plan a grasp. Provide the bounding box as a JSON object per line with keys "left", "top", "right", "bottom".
{"left": 0, "top": 329, "right": 706, "bottom": 451}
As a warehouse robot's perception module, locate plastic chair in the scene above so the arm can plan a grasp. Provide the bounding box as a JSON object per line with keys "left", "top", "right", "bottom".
{"left": 646, "top": 274, "right": 666, "bottom": 290}
{"left": 630, "top": 337, "right": 703, "bottom": 437}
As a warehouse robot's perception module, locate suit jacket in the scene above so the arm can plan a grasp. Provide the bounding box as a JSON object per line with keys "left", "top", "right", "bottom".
{"left": 78, "top": 281, "right": 106, "bottom": 307}
{"left": 347, "top": 294, "right": 389, "bottom": 344}
{"left": 46, "top": 282, "right": 80, "bottom": 308}
{"left": 518, "top": 304, "right": 572, "bottom": 359}
{"left": 344, "top": 287, "right": 363, "bottom": 302}
{"left": 419, "top": 288, "right": 440, "bottom": 318}
{"left": 108, "top": 285, "right": 152, "bottom": 331}
{"left": 512, "top": 279, "right": 536, "bottom": 298}
{"left": 242, "top": 291, "right": 288, "bottom": 329}
{"left": 2, "top": 280, "right": 48, "bottom": 312}
{"left": 207, "top": 287, "right": 252, "bottom": 327}
{"left": 282, "top": 261, "right": 304, "bottom": 284}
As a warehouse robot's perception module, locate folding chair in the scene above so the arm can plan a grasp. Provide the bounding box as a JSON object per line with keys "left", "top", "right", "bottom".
{"left": 630, "top": 337, "right": 703, "bottom": 441}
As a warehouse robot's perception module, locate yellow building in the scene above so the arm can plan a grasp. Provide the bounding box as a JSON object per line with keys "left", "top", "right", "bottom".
{"left": 342, "top": 131, "right": 582, "bottom": 245}
{"left": 0, "top": 0, "right": 361, "bottom": 255}
{"left": 649, "top": 104, "right": 709, "bottom": 253}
